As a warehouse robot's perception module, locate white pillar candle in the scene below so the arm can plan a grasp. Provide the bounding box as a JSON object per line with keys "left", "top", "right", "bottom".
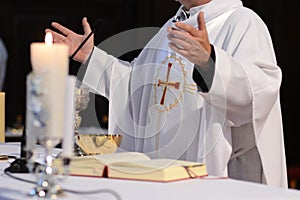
{"left": 62, "top": 76, "right": 76, "bottom": 157}
{"left": 30, "top": 32, "right": 69, "bottom": 139}
{"left": 0, "top": 92, "right": 5, "bottom": 143}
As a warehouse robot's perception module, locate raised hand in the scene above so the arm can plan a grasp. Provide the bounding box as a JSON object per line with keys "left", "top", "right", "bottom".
{"left": 45, "top": 17, "right": 94, "bottom": 63}
{"left": 167, "top": 12, "right": 211, "bottom": 70}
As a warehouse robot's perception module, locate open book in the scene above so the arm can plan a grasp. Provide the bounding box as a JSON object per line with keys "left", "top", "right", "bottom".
{"left": 63, "top": 152, "right": 207, "bottom": 182}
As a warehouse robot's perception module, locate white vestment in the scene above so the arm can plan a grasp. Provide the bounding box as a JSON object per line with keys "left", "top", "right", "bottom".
{"left": 83, "top": 0, "right": 287, "bottom": 187}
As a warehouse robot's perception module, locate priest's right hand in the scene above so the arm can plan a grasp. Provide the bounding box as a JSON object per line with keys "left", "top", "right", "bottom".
{"left": 45, "top": 17, "right": 94, "bottom": 63}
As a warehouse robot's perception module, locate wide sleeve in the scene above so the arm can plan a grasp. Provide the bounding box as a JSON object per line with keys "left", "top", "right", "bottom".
{"left": 82, "top": 47, "right": 133, "bottom": 99}
{"left": 200, "top": 8, "right": 282, "bottom": 127}
{"left": 82, "top": 47, "right": 137, "bottom": 149}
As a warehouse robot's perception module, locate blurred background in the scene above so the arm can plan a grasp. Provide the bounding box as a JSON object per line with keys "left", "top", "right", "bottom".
{"left": 0, "top": 0, "right": 299, "bottom": 188}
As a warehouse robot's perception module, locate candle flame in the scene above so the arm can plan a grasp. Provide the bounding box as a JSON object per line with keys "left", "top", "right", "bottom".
{"left": 45, "top": 32, "right": 53, "bottom": 46}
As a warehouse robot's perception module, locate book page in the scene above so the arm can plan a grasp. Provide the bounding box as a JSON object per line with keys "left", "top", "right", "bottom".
{"left": 112, "top": 159, "right": 203, "bottom": 168}
{"left": 109, "top": 159, "right": 204, "bottom": 173}
{"left": 108, "top": 159, "right": 207, "bottom": 181}
{"left": 93, "top": 152, "right": 151, "bottom": 165}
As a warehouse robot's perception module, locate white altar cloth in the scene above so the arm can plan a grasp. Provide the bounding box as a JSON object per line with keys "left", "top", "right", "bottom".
{"left": 0, "top": 142, "right": 300, "bottom": 200}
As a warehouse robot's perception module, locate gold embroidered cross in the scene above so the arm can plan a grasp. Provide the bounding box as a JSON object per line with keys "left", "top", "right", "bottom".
{"left": 157, "top": 63, "right": 181, "bottom": 105}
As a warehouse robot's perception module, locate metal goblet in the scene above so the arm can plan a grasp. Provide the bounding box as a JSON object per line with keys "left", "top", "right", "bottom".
{"left": 73, "top": 82, "right": 90, "bottom": 156}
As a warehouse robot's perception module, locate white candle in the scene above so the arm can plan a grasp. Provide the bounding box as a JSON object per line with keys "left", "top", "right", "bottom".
{"left": 0, "top": 92, "right": 5, "bottom": 143}
{"left": 26, "top": 73, "right": 38, "bottom": 152}
{"left": 30, "top": 32, "right": 69, "bottom": 139}
{"left": 62, "top": 76, "right": 76, "bottom": 157}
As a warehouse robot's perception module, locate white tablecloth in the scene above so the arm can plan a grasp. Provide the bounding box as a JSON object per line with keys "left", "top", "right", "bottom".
{"left": 1, "top": 142, "right": 300, "bottom": 200}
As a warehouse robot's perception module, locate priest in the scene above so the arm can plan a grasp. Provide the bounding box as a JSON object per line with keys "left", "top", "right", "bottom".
{"left": 47, "top": 0, "right": 287, "bottom": 187}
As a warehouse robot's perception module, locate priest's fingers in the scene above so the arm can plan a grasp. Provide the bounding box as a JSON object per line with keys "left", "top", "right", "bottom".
{"left": 167, "top": 27, "right": 191, "bottom": 42}
{"left": 82, "top": 17, "right": 92, "bottom": 35}
{"left": 51, "top": 22, "right": 75, "bottom": 37}
{"left": 169, "top": 16, "right": 210, "bottom": 56}
{"left": 174, "top": 22, "right": 198, "bottom": 37}
{"left": 169, "top": 31, "right": 210, "bottom": 66}
{"left": 197, "top": 12, "right": 207, "bottom": 33}
{"left": 168, "top": 42, "right": 189, "bottom": 57}
{"left": 167, "top": 33, "right": 191, "bottom": 50}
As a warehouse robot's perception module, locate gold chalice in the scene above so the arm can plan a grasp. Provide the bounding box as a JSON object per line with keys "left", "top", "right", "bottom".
{"left": 73, "top": 82, "right": 122, "bottom": 156}
{"left": 75, "top": 134, "right": 122, "bottom": 155}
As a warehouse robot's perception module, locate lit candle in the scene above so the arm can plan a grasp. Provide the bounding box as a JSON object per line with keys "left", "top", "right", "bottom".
{"left": 30, "top": 32, "right": 69, "bottom": 139}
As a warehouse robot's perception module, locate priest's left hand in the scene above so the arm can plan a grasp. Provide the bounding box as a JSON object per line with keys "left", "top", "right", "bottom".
{"left": 167, "top": 11, "right": 211, "bottom": 71}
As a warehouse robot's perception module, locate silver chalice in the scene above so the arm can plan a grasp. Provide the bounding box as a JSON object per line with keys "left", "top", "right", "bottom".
{"left": 73, "top": 82, "right": 90, "bottom": 156}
